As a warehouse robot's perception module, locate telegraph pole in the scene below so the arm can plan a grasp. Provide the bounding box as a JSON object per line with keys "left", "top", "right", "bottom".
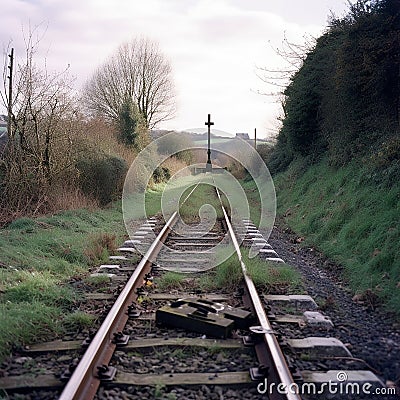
{"left": 205, "top": 113, "right": 214, "bottom": 172}
{"left": 7, "top": 48, "right": 14, "bottom": 138}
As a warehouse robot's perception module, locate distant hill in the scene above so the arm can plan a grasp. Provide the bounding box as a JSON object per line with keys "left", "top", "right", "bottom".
{"left": 183, "top": 128, "right": 234, "bottom": 138}
{"left": 150, "top": 129, "right": 272, "bottom": 147}
{"left": 150, "top": 128, "right": 234, "bottom": 142}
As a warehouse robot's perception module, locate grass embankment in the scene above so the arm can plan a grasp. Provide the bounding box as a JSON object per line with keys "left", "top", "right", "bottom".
{"left": 272, "top": 159, "right": 400, "bottom": 313}
{"left": 0, "top": 203, "right": 128, "bottom": 361}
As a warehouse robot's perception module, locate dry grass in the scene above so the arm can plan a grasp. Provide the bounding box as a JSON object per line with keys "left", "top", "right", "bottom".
{"left": 83, "top": 118, "right": 138, "bottom": 165}
{"left": 50, "top": 188, "right": 98, "bottom": 212}
{"left": 84, "top": 232, "right": 117, "bottom": 266}
{"left": 0, "top": 187, "right": 98, "bottom": 227}
{"left": 161, "top": 157, "right": 191, "bottom": 178}
{"left": 0, "top": 117, "right": 134, "bottom": 227}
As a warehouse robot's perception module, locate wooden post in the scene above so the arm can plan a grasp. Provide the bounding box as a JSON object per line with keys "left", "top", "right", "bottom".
{"left": 205, "top": 113, "right": 214, "bottom": 172}
{"left": 254, "top": 128, "right": 257, "bottom": 149}
{"left": 7, "top": 48, "right": 14, "bottom": 138}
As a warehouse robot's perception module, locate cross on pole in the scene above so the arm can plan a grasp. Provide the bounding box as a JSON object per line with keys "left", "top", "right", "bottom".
{"left": 205, "top": 113, "right": 214, "bottom": 171}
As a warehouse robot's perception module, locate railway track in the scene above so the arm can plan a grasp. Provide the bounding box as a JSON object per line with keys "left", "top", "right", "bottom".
{"left": 0, "top": 180, "right": 395, "bottom": 399}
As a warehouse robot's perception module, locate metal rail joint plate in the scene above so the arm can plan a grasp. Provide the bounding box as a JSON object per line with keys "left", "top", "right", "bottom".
{"left": 156, "top": 297, "right": 253, "bottom": 338}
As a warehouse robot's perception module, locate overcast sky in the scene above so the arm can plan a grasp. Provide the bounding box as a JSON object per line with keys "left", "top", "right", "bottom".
{"left": 2, "top": 0, "right": 352, "bottom": 138}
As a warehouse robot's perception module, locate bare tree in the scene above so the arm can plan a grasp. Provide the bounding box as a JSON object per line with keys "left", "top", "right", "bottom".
{"left": 0, "top": 28, "right": 83, "bottom": 218}
{"left": 83, "top": 37, "right": 175, "bottom": 129}
{"left": 256, "top": 33, "right": 316, "bottom": 97}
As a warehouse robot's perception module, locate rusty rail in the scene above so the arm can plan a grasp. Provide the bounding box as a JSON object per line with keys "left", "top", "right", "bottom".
{"left": 60, "top": 183, "right": 199, "bottom": 400}
{"left": 59, "top": 213, "right": 177, "bottom": 399}
{"left": 60, "top": 179, "right": 298, "bottom": 399}
{"left": 215, "top": 186, "right": 301, "bottom": 400}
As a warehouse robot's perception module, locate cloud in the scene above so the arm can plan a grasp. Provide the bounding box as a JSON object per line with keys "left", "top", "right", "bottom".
{"left": 1, "top": 0, "right": 350, "bottom": 136}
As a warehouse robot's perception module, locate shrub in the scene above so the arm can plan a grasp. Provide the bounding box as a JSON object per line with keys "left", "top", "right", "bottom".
{"left": 157, "top": 133, "right": 194, "bottom": 164}
{"left": 267, "top": 1, "right": 400, "bottom": 171}
{"left": 77, "top": 153, "right": 127, "bottom": 205}
{"left": 7, "top": 217, "right": 37, "bottom": 230}
{"left": 152, "top": 166, "right": 171, "bottom": 184}
{"left": 256, "top": 143, "right": 273, "bottom": 163}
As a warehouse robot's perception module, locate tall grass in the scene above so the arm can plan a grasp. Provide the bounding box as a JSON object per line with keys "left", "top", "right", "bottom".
{"left": 241, "top": 250, "right": 301, "bottom": 292}
{"left": 198, "top": 246, "right": 300, "bottom": 292}
{"left": 0, "top": 202, "right": 127, "bottom": 360}
{"left": 198, "top": 250, "right": 242, "bottom": 290}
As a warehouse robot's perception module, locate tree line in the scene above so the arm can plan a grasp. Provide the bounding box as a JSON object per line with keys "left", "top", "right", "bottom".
{"left": 267, "top": 0, "right": 399, "bottom": 182}
{"left": 0, "top": 33, "right": 176, "bottom": 225}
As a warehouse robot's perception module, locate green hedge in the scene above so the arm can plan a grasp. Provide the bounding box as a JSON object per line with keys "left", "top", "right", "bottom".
{"left": 77, "top": 154, "right": 127, "bottom": 205}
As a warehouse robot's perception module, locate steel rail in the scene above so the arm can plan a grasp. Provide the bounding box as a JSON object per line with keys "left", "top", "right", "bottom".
{"left": 60, "top": 183, "right": 200, "bottom": 400}
{"left": 215, "top": 187, "right": 301, "bottom": 400}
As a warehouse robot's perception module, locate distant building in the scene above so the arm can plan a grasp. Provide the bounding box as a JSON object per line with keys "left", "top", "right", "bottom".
{"left": 236, "top": 132, "right": 250, "bottom": 140}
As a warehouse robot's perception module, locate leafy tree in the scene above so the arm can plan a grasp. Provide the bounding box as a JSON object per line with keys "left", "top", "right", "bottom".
{"left": 118, "top": 97, "right": 149, "bottom": 151}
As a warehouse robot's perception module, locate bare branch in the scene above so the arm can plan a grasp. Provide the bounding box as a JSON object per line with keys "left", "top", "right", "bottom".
{"left": 83, "top": 37, "right": 176, "bottom": 128}
{"left": 256, "top": 33, "right": 317, "bottom": 98}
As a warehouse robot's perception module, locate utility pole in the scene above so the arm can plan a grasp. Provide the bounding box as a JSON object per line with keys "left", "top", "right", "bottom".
{"left": 205, "top": 113, "right": 214, "bottom": 172}
{"left": 254, "top": 127, "right": 257, "bottom": 149}
{"left": 7, "top": 48, "right": 14, "bottom": 138}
